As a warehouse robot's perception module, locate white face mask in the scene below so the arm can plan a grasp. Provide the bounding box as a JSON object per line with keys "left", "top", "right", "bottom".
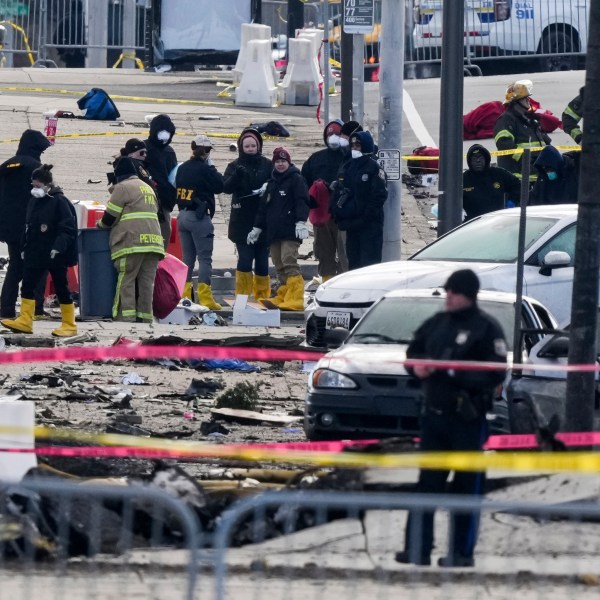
{"left": 351, "top": 150, "right": 363, "bottom": 159}
{"left": 157, "top": 130, "right": 170, "bottom": 144}
{"left": 31, "top": 187, "right": 46, "bottom": 198}
{"left": 339, "top": 137, "right": 349, "bottom": 148}
{"left": 327, "top": 134, "right": 341, "bottom": 150}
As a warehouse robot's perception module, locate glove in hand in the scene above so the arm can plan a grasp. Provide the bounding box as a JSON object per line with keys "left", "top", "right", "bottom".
{"left": 295, "top": 222, "right": 310, "bottom": 241}
{"left": 50, "top": 249, "right": 59, "bottom": 259}
{"left": 247, "top": 227, "right": 262, "bottom": 245}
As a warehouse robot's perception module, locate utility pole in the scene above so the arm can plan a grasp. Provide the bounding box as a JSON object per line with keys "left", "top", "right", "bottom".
{"left": 85, "top": 0, "right": 108, "bottom": 68}
{"left": 378, "top": 0, "right": 404, "bottom": 261}
{"left": 340, "top": 30, "right": 353, "bottom": 121}
{"left": 287, "top": 0, "right": 304, "bottom": 50}
{"left": 122, "top": 0, "right": 136, "bottom": 69}
{"left": 437, "top": 0, "right": 464, "bottom": 236}
{"left": 565, "top": 3, "right": 600, "bottom": 433}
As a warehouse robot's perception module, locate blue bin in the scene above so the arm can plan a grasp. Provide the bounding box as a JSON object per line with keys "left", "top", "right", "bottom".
{"left": 78, "top": 228, "right": 116, "bottom": 318}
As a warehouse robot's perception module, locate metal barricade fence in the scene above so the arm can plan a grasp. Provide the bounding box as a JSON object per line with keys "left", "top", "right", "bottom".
{"left": 261, "top": 0, "right": 589, "bottom": 79}
{"left": 213, "top": 489, "right": 600, "bottom": 600}
{"left": 0, "top": 477, "right": 202, "bottom": 600}
{"left": 0, "top": 0, "right": 149, "bottom": 69}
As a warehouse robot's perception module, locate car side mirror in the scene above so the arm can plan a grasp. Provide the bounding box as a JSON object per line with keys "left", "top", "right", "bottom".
{"left": 323, "top": 327, "right": 349, "bottom": 349}
{"left": 539, "top": 250, "right": 571, "bottom": 276}
{"left": 538, "top": 335, "right": 570, "bottom": 358}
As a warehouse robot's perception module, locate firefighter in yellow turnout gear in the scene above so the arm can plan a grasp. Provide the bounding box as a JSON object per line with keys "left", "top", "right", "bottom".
{"left": 97, "top": 157, "right": 165, "bottom": 322}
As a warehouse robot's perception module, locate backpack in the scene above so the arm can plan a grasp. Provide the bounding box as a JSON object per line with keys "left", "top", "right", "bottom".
{"left": 77, "top": 88, "right": 120, "bottom": 120}
{"left": 408, "top": 146, "right": 440, "bottom": 175}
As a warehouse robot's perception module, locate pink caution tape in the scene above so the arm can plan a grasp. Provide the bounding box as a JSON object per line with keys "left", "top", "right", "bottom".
{"left": 0, "top": 439, "right": 379, "bottom": 459}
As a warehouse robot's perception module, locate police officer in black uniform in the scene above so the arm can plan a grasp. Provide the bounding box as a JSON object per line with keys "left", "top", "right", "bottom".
{"left": 396, "top": 269, "right": 508, "bottom": 568}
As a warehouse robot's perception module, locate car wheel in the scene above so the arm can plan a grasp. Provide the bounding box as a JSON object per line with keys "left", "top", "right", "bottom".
{"left": 508, "top": 398, "right": 537, "bottom": 434}
{"left": 538, "top": 29, "right": 578, "bottom": 71}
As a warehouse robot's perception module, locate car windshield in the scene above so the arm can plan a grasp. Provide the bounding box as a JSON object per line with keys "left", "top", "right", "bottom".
{"left": 348, "top": 296, "right": 518, "bottom": 351}
{"left": 411, "top": 214, "right": 558, "bottom": 263}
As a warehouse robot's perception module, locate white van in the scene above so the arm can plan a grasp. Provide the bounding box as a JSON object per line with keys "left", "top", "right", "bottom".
{"left": 412, "top": 0, "right": 589, "bottom": 71}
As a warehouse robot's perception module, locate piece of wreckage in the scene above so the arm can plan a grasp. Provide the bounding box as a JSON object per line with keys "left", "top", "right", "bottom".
{"left": 0, "top": 459, "right": 374, "bottom": 558}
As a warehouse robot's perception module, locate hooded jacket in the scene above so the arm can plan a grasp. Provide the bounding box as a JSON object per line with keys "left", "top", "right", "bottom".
{"left": 301, "top": 120, "right": 346, "bottom": 189}
{"left": 223, "top": 129, "right": 272, "bottom": 245}
{"left": 144, "top": 114, "right": 178, "bottom": 213}
{"left": 330, "top": 154, "right": 387, "bottom": 232}
{"left": 462, "top": 144, "right": 521, "bottom": 220}
{"left": 255, "top": 165, "right": 309, "bottom": 244}
{"left": 0, "top": 130, "right": 51, "bottom": 243}
{"left": 494, "top": 103, "right": 551, "bottom": 178}
{"left": 23, "top": 185, "right": 77, "bottom": 269}
{"left": 529, "top": 145, "right": 579, "bottom": 206}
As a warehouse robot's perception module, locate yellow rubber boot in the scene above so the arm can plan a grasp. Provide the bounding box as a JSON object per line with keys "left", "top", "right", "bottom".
{"left": 259, "top": 284, "right": 287, "bottom": 308}
{"left": 277, "top": 275, "right": 305, "bottom": 311}
{"left": 235, "top": 271, "right": 253, "bottom": 296}
{"left": 52, "top": 303, "right": 78, "bottom": 337}
{"left": 182, "top": 281, "right": 193, "bottom": 301}
{"left": 197, "top": 283, "right": 222, "bottom": 310}
{"left": 253, "top": 274, "right": 271, "bottom": 301}
{"left": 1, "top": 298, "right": 35, "bottom": 334}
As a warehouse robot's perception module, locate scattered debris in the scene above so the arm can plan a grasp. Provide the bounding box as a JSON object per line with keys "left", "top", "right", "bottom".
{"left": 184, "top": 378, "right": 224, "bottom": 398}
{"left": 210, "top": 407, "right": 302, "bottom": 426}
{"left": 197, "top": 358, "right": 260, "bottom": 372}
{"left": 121, "top": 372, "right": 146, "bottom": 385}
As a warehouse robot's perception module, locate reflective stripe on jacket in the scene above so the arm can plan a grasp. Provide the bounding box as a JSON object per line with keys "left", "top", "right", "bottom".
{"left": 105, "top": 176, "right": 165, "bottom": 260}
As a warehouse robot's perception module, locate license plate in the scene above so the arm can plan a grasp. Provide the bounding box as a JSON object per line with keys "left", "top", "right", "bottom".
{"left": 326, "top": 311, "right": 351, "bottom": 329}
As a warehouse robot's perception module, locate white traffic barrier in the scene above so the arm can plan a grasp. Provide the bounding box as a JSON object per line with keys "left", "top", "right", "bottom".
{"left": 0, "top": 400, "right": 36, "bottom": 481}
{"left": 299, "top": 28, "right": 337, "bottom": 95}
{"left": 280, "top": 37, "right": 321, "bottom": 106}
{"left": 235, "top": 39, "right": 279, "bottom": 108}
{"left": 233, "top": 23, "right": 275, "bottom": 86}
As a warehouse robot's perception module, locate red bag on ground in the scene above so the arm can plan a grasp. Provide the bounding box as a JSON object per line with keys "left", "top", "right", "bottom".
{"left": 407, "top": 146, "right": 440, "bottom": 175}
{"left": 153, "top": 253, "right": 188, "bottom": 319}
{"left": 308, "top": 180, "right": 331, "bottom": 227}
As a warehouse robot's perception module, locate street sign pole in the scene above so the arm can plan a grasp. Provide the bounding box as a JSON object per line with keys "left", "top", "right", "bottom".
{"left": 377, "top": 0, "right": 404, "bottom": 261}
{"left": 342, "top": 0, "right": 374, "bottom": 123}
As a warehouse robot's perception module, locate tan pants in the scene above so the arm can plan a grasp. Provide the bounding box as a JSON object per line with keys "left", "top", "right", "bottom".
{"left": 313, "top": 220, "right": 348, "bottom": 277}
{"left": 113, "top": 253, "right": 160, "bottom": 322}
{"left": 270, "top": 240, "right": 301, "bottom": 281}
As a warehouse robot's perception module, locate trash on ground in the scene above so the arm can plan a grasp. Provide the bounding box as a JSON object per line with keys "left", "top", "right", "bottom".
{"left": 121, "top": 372, "right": 145, "bottom": 385}
{"left": 210, "top": 407, "right": 302, "bottom": 426}
{"left": 197, "top": 358, "right": 260, "bottom": 372}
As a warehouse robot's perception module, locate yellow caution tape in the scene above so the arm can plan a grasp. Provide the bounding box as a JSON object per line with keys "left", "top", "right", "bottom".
{"left": 112, "top": 50, "right": 144, "bottom": 71}
{"left": 0, "top": 86, "right": 234, "bottom": 107}
{"left": 23, "top": 424, "right": 600, "bottom": 473}
{"left": 402, "top": 145, "right": 581, "bottom": 161}
{"left": 329, "top": 57, "right": 342, "bottom": 69}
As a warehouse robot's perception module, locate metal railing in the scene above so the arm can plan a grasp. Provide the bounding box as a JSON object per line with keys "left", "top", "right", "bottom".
{"left": 0, "top": 477, "right": 202, "bottom": 600}
{"left": 213, "top": 489, "right": 600, "bottom": 599}
{"left": 0, "top": 0, "right": 149, "bottom": 68}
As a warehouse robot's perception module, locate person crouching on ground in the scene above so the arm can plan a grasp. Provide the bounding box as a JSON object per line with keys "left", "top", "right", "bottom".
{"left": 1, "top": 164, "right": 78, "bottom": 337}
{"left": 175, "top": 134, "right": 225, "bottom": 311}
{"left": 223, "top": 128, "right": 272, "bottom": 301}
{"left": 97, "top": 157, "right": 165, "bottom": 322}
{"left": 247, "top": 147, "right": 309, "bottom": 311}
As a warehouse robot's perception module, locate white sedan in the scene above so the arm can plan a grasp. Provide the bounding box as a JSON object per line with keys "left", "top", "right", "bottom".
{"left": 306, "top": 205, "right": 577, "bottom": 347}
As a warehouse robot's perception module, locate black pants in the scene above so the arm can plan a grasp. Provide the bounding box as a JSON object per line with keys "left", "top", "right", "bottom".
{"left": 22, "top": 264, "right": 72, "bottom": 305}
{"left": 345, "top": 222, "right": 383, "bottom": 270}
{"left": 404, "top": 411, "right": 488, "bottom": 560}
{"left": 0, "top": 241, "right": 46, "bottom": 317}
